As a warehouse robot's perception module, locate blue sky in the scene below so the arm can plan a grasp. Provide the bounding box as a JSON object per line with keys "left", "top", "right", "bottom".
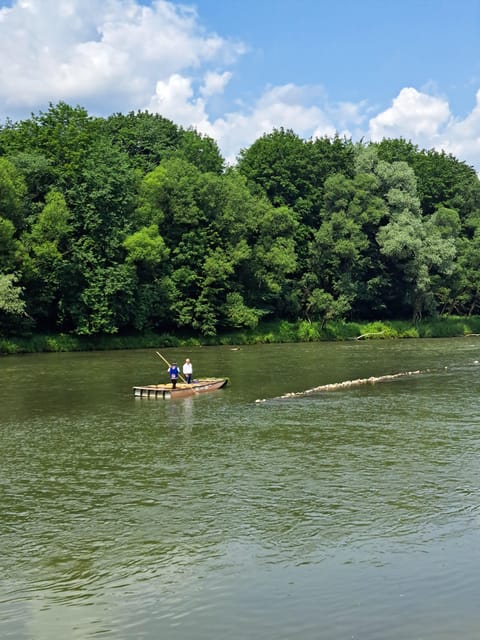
{"left": 1, "top": 0, "right": 480, "bottom": 170}
{"left": 196, "top": 0, "right": 480, "bottom": 114}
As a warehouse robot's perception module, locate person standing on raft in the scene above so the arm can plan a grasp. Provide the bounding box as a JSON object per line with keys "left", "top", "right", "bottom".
{"left": 182, "top": 358, "right": 193, "bottom": 384}
{"left": 167, "top": 362, "right": 180, "bottom": 388}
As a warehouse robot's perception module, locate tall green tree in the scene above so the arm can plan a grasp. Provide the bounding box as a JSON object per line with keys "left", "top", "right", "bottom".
{"left": 304, "top": 174, "right": 368, "bottom": 321}
{"left": 0, "top": 103, "right": 102, "bottom": 192}
{"left": 237, "top": 128, "right": 310, "bottom": 208}
{"left": 176, "top": 128, "right": 224, "bottom": 175}
{"left": 102, "top": 110, "right": 181, "bottom": 173}
{"left": 249, "top": 204, "right": 299, "bottom": 318}
{"left": 238, "top": 130, "right": 355, "bottom": 229}
{"left": 374, "top": 160, "right": 456, "bottom": 321}
{"left": 62, "top": 139, "right": 140, "bottom": 334}
{"left": 123, "top": 224, "right": 171, "bottom": 331}
{"left": 20, "top": 189, "right": 72, "bottom": 329}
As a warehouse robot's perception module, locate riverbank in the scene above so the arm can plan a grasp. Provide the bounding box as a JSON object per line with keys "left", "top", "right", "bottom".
{"left": 2, "top": 316, "right": 480, "bottom": 355}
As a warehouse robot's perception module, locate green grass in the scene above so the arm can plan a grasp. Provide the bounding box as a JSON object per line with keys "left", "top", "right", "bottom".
{"left": 2, "top": 316, "right": 480, "bottom": 355}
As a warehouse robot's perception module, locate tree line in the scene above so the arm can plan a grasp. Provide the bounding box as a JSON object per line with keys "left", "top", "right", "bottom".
{"left": 1, "top": 102, "right": 480, "bottom": 337}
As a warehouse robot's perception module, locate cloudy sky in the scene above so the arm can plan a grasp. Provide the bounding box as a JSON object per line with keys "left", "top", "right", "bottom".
{"left": 1, "top": 0, "right": 480, "bottom": 170}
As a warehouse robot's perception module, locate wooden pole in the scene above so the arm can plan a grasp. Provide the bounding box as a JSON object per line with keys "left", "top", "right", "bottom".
{"left": 155, "top": 351, "right": 188, "bottom": 384}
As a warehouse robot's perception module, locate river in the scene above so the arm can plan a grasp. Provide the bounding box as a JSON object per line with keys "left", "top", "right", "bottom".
{"left": 1, "top": 338, "right": 480, "bottom": 639}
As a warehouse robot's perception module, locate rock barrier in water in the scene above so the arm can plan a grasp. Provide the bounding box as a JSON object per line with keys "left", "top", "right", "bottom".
{"left": 255, "top": 369, "right": 430, "bottom": 403}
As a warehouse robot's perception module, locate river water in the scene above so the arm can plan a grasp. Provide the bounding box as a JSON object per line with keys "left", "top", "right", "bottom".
{"left": 1, "top": 338, "right": 480, "bottom": 639}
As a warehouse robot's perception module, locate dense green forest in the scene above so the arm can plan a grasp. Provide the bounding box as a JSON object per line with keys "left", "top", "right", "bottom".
{"left": 1, "top": 102, "right": 480, "bottom": 338}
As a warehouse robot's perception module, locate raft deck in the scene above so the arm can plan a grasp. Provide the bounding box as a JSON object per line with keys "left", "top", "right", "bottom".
{"left": 133, "top": 378, "right": 228, "bottom": 399}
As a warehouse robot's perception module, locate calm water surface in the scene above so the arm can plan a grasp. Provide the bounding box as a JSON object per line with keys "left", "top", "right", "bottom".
{"left": 1, "top": 339, "right": 480, "bottom": 639}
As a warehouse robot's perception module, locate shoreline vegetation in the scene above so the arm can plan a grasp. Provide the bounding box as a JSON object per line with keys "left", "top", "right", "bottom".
{"left": 2, "top": 316, "right": 480, "bottom": 355}
{"left": 2, "top": 106, "right": 480, "bottom": 345}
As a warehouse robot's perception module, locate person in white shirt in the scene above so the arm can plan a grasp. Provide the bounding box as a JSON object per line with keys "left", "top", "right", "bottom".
{"left": 182, "top": 358, "right": 193, "bottom": 383}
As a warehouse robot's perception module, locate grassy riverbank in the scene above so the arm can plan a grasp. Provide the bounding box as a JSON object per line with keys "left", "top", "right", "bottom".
{"left": 2, "top": 316, "right": 480, "bottom": 355}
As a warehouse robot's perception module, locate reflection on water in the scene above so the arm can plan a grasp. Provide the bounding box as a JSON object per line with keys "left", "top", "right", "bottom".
{"left": 1, "top": 340, "right": 480, "bottom": 639}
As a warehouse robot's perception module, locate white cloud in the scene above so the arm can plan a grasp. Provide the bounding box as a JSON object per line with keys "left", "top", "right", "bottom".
{"left": 437, "top": 89, "right": 480, "bottom": 168}
{"left": 145, "top": 79, "right": 344, "bottom": 163}
{"left": 200, "top": 71, "right": 232, "bottom": 97}
{"left": 368, "top": 87, "right": 451, "bottom": 142}
{"left": 368, "top": 87, "right": 480, "bottom": 172}
{"left": 1, "top": 1, "right": 480, "bottom": 172}
{"left": 0, "top": 0, "right": 243, "bottom": 111}
{"left": 335, "top": 100, "right": 371, "bottom": 131}
{"left": 202, "top": 84, "right": 342, "bottom": 163}
{"left": 146, "top": 73, "right": 210, "bottom": 130}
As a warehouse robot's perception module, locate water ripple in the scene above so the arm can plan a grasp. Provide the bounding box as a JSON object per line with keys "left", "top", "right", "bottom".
{"left": 2, "top": 342, "right": 480, "bottom": 639}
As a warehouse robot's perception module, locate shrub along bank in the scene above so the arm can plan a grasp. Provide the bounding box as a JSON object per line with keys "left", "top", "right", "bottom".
{"left": 2, "top": 316, "right": 480, "bottom": 355}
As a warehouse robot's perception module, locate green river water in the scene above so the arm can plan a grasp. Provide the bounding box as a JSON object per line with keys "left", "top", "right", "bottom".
{"left": 1, "top": 338, "right": 480, "bottom": 639}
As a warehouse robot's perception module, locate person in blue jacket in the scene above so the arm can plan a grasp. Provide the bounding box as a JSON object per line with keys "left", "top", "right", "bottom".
{"left": 167, "top": 362, "right": 180, "bottom": 388}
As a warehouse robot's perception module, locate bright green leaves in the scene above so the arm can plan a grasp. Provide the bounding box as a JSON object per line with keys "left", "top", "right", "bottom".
{"left": 29, "top": 189, "right": 72, "bottom": 244}
{"left": 19, "top": 189, "right": 72, "bottom": 328}
{"left": 0, "top": 273, "right": 26, "bottom": 334}
{"left": 306, "top": 288, "right": 351, "bottom": 327}
{"left": 0, "top": 157, "right": 27, "bottom": 228}
{"left": 123, "top": 225, "right": 169, "bottom": 268}
{"left": 0, "top": 273, "right": 25, "bottom": 315}
{"left": 223, "top": 292, "right": 264, "bottom": 329}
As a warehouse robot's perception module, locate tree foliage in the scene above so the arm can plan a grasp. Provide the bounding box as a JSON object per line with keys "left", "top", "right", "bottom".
{"left": 0, "top": 103, "right": 479, "bottom": 337}
{"left": 0, "top": 273, "right": 27, "bottom": 334}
